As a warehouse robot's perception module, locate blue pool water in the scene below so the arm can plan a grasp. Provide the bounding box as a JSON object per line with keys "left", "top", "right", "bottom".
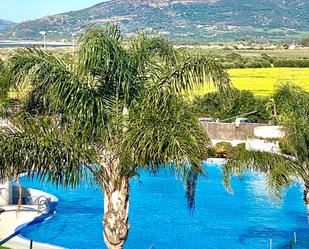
{"left": 19, "top": 163, "right": 308, "bottom": 249}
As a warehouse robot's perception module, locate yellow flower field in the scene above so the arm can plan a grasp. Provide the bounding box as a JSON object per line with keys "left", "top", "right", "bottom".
{"left": 229, "top": 68, "right": 309, "bottom": 96}
{"left": 192, "top": 68, "right": 309, "bottom": 97}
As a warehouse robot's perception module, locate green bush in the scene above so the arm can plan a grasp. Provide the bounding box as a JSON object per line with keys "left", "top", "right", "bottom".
{"left": 300, "top": 37, "right": 309, "bottom": 47}
{"left": 0, "top": 59, "right": 4, "bottom": 71}
{"left": 246, "top": 59, "right": 272, "bottom": 68}
{"left": 192, "top": 89, "right": 269, "bottom": 123}
{"left": 236, "top": 143, "right": 246, "bottom": 151}
{"left": 215, "top": 142, "right": 234, "bottom": 158}
{"left": 226, "top": 52, "right": 242, "bottom": 61}
{"left": 222, "top": 62, "right": 236, "bottom": 69}
{"left": 233, "top": 61, "right": 246, "bottom": 68}
{"left": 273, "top": 59, "right": 309, "bottom": 68}
{"left": 207, "top": 147, "right": 217, "bottom": 158}
{"left": 279, "top": 137, "right": 295, "bottom": 156}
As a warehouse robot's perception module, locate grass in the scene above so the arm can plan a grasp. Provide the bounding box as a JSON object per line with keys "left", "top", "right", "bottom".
{"left": 0, "top": 246, "right": 10, "bottom": 249}
{"left": 192, "top": 68, "right": 309, "bottom": 97}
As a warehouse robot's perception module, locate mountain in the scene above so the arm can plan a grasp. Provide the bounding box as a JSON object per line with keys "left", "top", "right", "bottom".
{"left": 0, "top": 19, "right": 14, "bottom": 30}
{"left": 1, "top": 0, "right": 308, "bottom": 43}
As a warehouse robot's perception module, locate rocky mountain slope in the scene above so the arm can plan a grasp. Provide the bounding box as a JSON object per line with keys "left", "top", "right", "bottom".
{"left": 0, "top": 19, "right": 14, "bottom": 30}
{"left": 1, "top": 0, "right": 308, "bottom": 42}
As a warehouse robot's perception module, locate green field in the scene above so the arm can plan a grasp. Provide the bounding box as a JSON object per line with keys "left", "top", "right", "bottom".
{"left": 192, "top": 68, "right": 309, "bottom": 97}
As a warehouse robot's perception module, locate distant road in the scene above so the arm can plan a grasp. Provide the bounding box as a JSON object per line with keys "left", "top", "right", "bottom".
{"left": 0, "top": 41, "right": 72, "bottom": 48}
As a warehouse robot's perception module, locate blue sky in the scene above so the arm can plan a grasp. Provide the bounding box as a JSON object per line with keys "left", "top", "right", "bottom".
{"left": 0, "top": 0, "right": 106, "bottom": 22}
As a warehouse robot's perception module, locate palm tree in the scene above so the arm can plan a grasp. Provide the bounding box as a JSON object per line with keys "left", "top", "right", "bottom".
{"left": 265, "top": 98, "right": 281, "bottom": 125}
{"left": 0, "top": 58, "right": 12, "bottom": 113}
{"left": 224, "top": 83, "right": 309, "bottom": 220}
{"left": 0, "top": 24, "right": 231, "bottom": 249}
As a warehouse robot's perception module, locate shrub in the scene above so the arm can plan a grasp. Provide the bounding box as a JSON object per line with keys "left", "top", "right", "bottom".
{"left": 226, "top": 52, "right": 242, "bottom": 61}
{"left": 0, "top": 58, "right": 4, "bottom": 72}
{"left": 192, "top": 89, "right": 269, "bottom": 123}
{"left": 233, "top": 61, "right": 246, "bottom": 68}
{"left": 235, "top": 143, "right": 246, "bottom": 151}
{"left": 300, "top": 37, "right": 309, "bottom": 47}
{"left": 273, "top": 59, "right": 309, "bottom": 68}
{"left": 261, "top": 53, "right": 274, "bottom": 63}
{"left": 279, "top": 137, "right": 295, "bottom": 156}
{"left": 207, "top": 147, "right": 217, "bottom": 158}
{"left": 246, "top": 59, "right": 272, "bottom": 68}
{"left": 215, "top": 142, "right": 234, "bottom": 158}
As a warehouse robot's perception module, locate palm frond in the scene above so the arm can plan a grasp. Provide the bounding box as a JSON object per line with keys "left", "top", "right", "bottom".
{"left": 130, "top": 33, "right": 177, "bottom": 65}
{"left": 121, "top": 92, "right": 210, "bottom": 176}
{"left": 10, "top": 48, "right": 72, "bottom": 114}
{"left": 274, "top": 83, "right": 309, "bottom": 164}
{"left": 154, "top": 54, "right": 231, "bottom": 94}
{"left": 223, "top": 149, "right": 305, "bottom": 198}
{"left": 0, "top": 116, "right": 96, "bottom": 188}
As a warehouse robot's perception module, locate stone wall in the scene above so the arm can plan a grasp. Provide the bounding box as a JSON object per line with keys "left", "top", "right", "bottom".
{"left": 201, "top": 122, "right": 267, "bottom": 141}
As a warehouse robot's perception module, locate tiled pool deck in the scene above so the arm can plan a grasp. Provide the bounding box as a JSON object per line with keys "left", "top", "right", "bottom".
{"left": 0, "top": 205, "right": 63, "bottom": 249}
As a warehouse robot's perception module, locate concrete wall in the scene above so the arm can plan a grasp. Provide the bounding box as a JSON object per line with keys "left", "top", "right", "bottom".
{"left": 201, "top": 122, "right": 267, "bottom": 141}
{"left": 254, "top": 126, "right": 284, "bottom": 139}
{"left": 246, "top": 126, "right": 284, "bottom": 153}
{"left": 246, "top": 138, "right": 281, "bottom": 153}
{"left": 0, "top": 181, "right": 12, "bottom": 206}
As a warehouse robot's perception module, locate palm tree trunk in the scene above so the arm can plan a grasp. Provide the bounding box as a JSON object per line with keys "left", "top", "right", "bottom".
{"left": 103, "top": 176, "right": 130, "bottom": 249}
{"left": 98, "top": 154, "right": 130, "bottom": 249}
{"left": 17, "top": 176, "right": 23, "bottom": 211}
{"left": 303, "top": 179, "right": 309, "bottom": 223}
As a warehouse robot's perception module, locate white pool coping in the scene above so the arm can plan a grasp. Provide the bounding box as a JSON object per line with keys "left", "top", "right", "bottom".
{"left": 0, "top": 188, "right": 65, "bottom": 249}
{"left": 205, "top": 158, "right": 227, "bottom": 164}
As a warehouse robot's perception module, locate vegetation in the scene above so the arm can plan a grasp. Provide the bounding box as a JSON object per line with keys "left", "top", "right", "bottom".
{"left": 202, "top": 51, "right": 309, "bottom": 69}
{"left": 0, "top": 25, "right": 231, "bottom": 249}
{"left": 192, "top": 89, "right": 269, "bottom": 123}
{"left": 214, "top": 142, "right": 234, "bottom": 158}
{"left": 189, "top": 48, "right": 309, "bottom": 60}
{"left": 301, "top": 37, "right": 309, "bottom": 47}
{"left": 0, "top": 58, "right": 13, "bottom": 117}
{"left": 224, "top": 83, "right": 309, "bottom": 220}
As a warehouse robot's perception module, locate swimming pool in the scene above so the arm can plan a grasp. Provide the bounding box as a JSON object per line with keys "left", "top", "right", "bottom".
{"left": 19, "top": 163, "right": 308, "bottom": 249}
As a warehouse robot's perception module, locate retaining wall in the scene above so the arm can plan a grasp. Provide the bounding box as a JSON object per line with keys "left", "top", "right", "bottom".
{"left": 200, "top": 122, "right": 267, "bottom": 141}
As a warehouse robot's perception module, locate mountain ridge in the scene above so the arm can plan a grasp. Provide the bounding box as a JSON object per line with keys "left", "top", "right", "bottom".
{"left": 0, "top": 19, "right": 14, "bottom": 30}
{"left": 1, "top": 0, "right": 308, "bottom": 42}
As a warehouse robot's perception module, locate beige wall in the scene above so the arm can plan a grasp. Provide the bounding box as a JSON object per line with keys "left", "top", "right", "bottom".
{"left": 201, "top": 122, "right": 267, "bottom": 141}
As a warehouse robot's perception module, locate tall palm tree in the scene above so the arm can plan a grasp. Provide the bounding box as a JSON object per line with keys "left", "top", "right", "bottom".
{"left": 0, "top": 25, "right": 230, "bottom": 249}
{"left": 0, "top": 58, "right": 12, "bottom": 112}
{"left": 224, "top": 83, "right": 309, "bottom": 220}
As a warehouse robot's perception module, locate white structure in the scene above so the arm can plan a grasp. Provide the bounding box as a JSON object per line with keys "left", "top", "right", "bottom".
{"left": 0, "top": 180, "right": 12, "bottom": 206}
{"left": 39, "top": 31, "right": 47, "bottom": 50}
{"left": 0, "top": 187, "right": 60, "bottom": 249}
{"left": 246, "top": 126, "right": 285, "bottom": 153}
{"left": 72, "top": 32, "right": 77, "bottom": 50}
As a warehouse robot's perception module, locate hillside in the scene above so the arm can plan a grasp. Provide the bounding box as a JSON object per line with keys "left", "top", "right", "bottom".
{"left": 0, "top": 19, "right": 14, "bottom": 30}
{"left": 1, "top": 0, "right": 308, "bottom": 42}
